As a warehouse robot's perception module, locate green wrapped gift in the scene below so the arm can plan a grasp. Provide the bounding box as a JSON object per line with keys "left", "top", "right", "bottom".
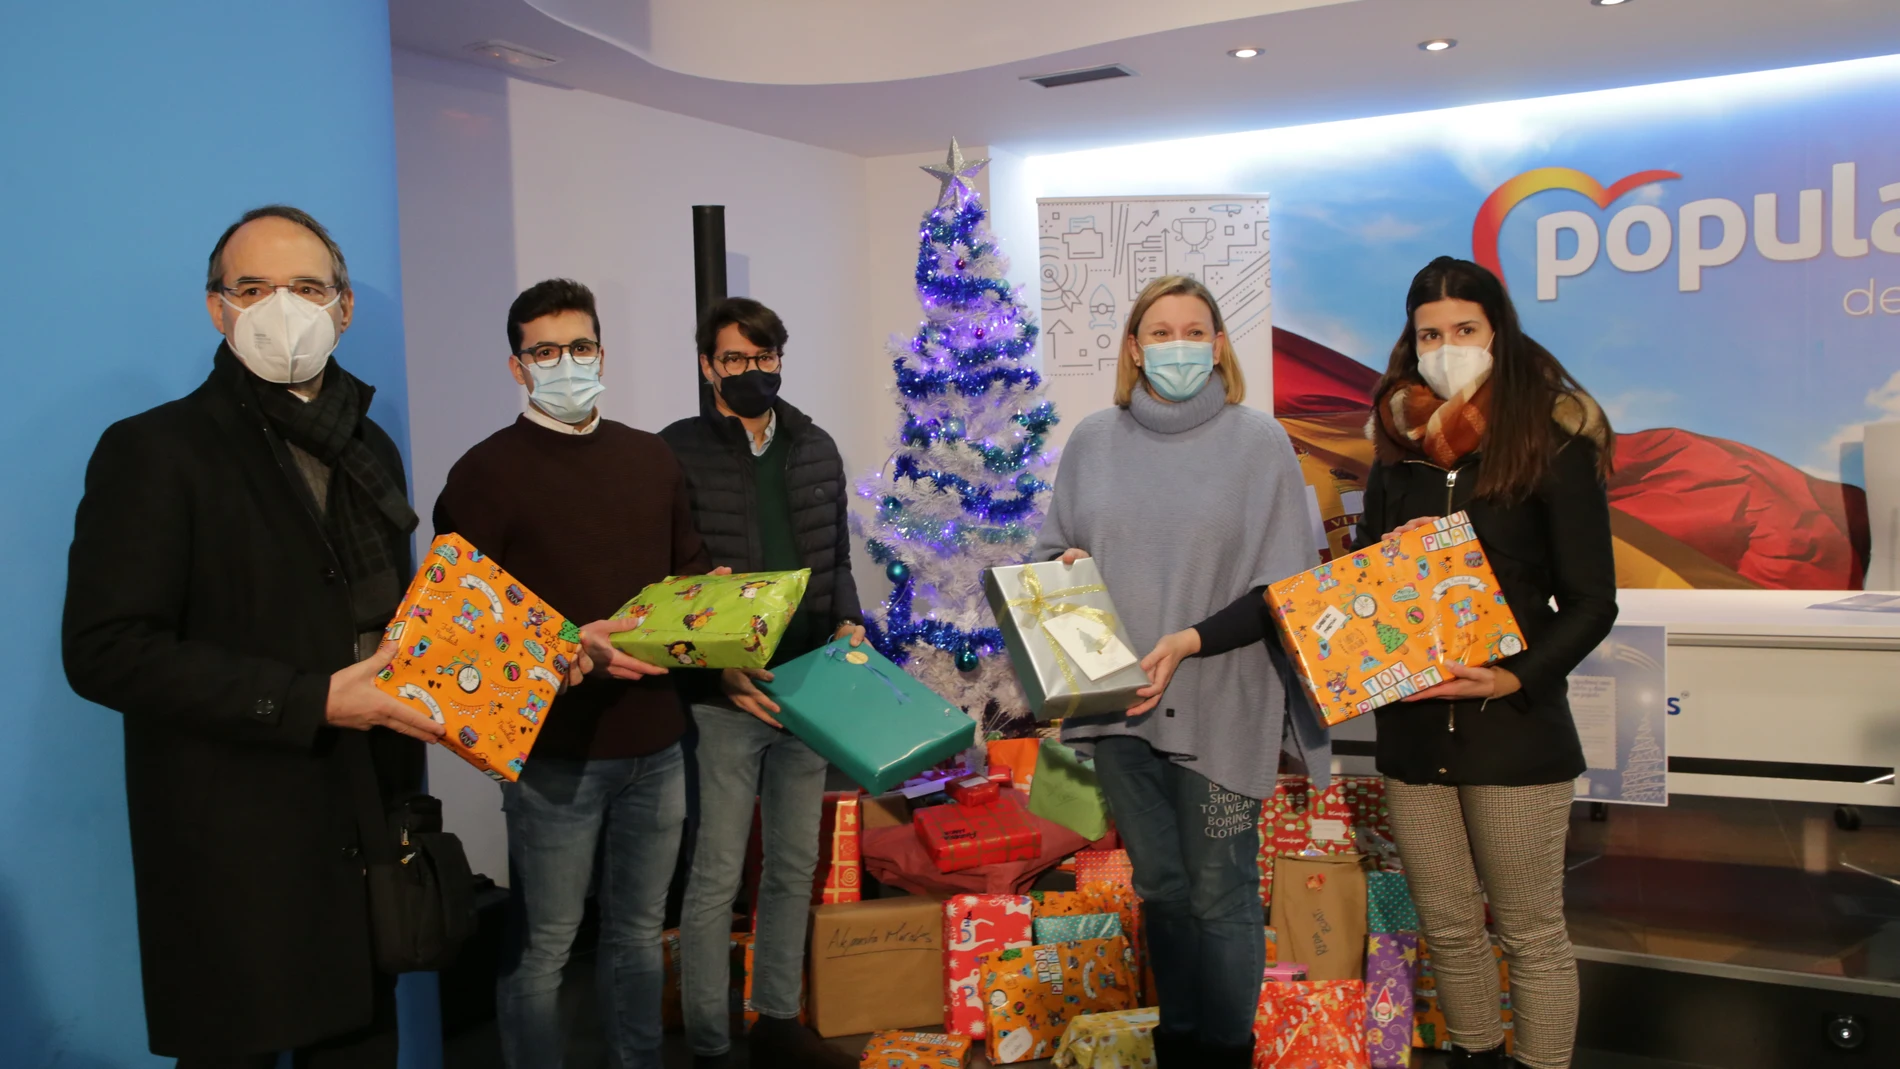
{"left": 758, "top": 639, "right": 975, "bottom": 793}
{"left": 1033, "top": 912, "right": 1123, "bottom": 945}
{"left": 1026, "top": 738, "right": 1110, "bottom": 841}
{"left": 609, "top": 570, "right": 809, "bottom": 670}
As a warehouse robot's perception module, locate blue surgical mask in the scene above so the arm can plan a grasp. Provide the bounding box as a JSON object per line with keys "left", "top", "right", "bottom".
{"left": 523, "top": 354, "right": 604, "bottom": 424}
{"left": 1141, "top": 340, "right": 1215, "bottom": 402}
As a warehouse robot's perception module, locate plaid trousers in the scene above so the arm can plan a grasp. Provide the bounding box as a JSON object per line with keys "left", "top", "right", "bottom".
{"left": 1385, "top": 779, "right": 1578, "bottom": 1069}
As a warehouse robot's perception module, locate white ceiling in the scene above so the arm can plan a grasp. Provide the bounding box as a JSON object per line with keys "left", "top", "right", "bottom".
{"left": 388, "top": 0, "right": 1900, "bottom": 157}
{"left": 517, "top": 0, "right": 1359, "bottom": 84}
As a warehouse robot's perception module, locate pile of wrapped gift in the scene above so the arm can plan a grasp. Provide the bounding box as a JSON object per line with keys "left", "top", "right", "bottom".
{"left": 1250, "top": 774, "right": 1515, "bottom": 1068}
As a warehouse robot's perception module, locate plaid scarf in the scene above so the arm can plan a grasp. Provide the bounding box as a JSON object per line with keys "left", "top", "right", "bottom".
{"left": 222, "top": 347, "right": 418, "bottom": 628}
{"left": 1373, "top": 377, "right": 1494, "bottom": 468}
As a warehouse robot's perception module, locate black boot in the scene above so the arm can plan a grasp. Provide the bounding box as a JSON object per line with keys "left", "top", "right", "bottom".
{"left": 1448, "top": 1044, "right": 1506, "bottom": 1068}
{"left": 747, "top": 1014, "right": 856, "bottom": 1069}
{"left": 1151, "top": 1029, "right": 1201, "bottom": 1068}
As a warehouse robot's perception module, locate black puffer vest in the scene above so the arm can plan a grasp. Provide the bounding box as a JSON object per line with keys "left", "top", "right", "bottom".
{"left": 660, "top": 391, "right": 862, "bottom": 649}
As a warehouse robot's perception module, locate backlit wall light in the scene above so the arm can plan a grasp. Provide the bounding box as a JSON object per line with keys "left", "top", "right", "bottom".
{"left": 1229, "top": 47, "right": 1261, "bottom": 59}
{"left": 1418, "top": 38, "right": 1457, "bottom": 52}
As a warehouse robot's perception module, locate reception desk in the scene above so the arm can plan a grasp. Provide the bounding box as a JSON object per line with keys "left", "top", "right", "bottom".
{"left": 1615, "top": 588, "right": 1900, "bottom": 810}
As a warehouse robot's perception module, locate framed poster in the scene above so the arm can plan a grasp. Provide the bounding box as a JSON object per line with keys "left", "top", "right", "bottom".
{"left": 1570, "top": 624, "right": 1669, "bottom": 806}
{"left": 1036, "top": 195, "right": 1272, "bottom": 452}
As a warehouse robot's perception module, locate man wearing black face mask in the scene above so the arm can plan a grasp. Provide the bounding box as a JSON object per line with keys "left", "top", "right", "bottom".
{"left": 660, "top": 298, "right": 862, "bottom": 1069}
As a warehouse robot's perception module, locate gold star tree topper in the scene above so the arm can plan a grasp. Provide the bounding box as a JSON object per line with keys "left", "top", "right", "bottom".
{"left": 921, "top": 138, "right": 990, "bottom": 205}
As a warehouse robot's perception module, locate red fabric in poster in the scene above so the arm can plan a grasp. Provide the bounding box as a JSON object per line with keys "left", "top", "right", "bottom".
{"left": 1608, "top": 427, "right": 1868, "bottom": 590}
{"left": 1267, "top": 326, "right": 1871, "bottom": 591}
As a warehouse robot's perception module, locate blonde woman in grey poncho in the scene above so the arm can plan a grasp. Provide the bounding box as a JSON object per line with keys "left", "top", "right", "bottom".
{"left": 1034, "top": 275, "right": 1329, "bottom": 1069}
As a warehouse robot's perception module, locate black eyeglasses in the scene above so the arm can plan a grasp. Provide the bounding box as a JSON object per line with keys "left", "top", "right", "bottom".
{"left": 514, "top": 340, "right": 601, "bottom": 367}
{"left": 712, "top": 349, "right": 782, "bottom": 374}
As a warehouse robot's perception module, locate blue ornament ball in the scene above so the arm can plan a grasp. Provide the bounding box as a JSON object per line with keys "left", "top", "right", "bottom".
{"left": 954, "top": 648, "right": 980, "bottom": 672}
{"left": 944, "top": 416, "right": 965, "bottom": 440}
{"left": 886, "top": 561, "right": 910, "bottom": 584}
{"left": 882, "top": 496, "right": 903, "bottom": 513}
{"left": 1015, "top": 472, "right": 1038, "bottom": 493}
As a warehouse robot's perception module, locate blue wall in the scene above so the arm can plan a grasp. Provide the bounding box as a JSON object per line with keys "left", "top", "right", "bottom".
{"left": 0, "top": 4, "right": 436, "bottom": 1064}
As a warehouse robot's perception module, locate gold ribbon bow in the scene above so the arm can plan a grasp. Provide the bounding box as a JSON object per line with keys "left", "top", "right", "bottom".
{"left": 1008, "top": 565, "right": 1121, "bottom": 717}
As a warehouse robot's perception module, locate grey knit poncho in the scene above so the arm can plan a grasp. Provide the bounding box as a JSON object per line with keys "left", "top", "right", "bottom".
{"left": 1035, "top": 381, "right": 1331, "bottom": 800}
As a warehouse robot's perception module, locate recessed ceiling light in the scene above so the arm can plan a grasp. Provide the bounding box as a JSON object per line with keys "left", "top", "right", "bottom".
{"left": 1229, "top": 47, "right": 1261, "bottom": 59}
{"left": 1592, "top": 0, "right": 1632, "bottom": 5}
{"left": 465, "top": 40, "right": 561, "bottom": 70}
{"left": 1418, "top": 38, "right": 1457, "bottom": 52}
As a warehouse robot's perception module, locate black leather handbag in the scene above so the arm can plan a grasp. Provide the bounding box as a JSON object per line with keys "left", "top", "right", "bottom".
{"left": 346, "top": 734, "right": 477, "bottom": 972}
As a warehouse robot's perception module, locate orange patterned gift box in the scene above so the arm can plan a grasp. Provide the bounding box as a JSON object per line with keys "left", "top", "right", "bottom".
{"left": 1253, "top": 979, "right": 1370, "bottom": 1069}
{"left": 376, "top": 534, "right": 581, "bottom": 782}
{"left": 860, "top": 1031, "right": 973, "bottom": 1068}
{"left": 1266, "top": 511, "right": 1526, "bottom": 727}
{"left": 1031, "top": 882, "right": 1144, "bottom": 1001}
{"left": 982, "top": 936, "right": 1138, "bottom": 1065}
{"left": 814, "top": 791, "right": 863, "bottom": 905}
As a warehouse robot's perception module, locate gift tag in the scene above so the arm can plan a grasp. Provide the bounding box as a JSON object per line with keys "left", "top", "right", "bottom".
{"left": 1041, "top": 614, "right": 1138, "bottom": 680}
{"left": 1310, "top": 818, "right": 1352, "bottom": 843}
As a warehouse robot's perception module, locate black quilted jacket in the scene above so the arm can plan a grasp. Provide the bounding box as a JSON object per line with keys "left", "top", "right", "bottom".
{"left": 660, "top": 390, "right": 863, "bottom": 660}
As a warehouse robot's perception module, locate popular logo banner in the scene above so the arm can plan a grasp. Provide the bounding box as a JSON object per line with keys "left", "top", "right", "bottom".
{"left": 1029, "top": 55, "right": 1900, "bottom": 589}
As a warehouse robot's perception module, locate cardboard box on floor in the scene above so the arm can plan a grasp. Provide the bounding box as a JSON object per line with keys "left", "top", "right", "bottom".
{"left": 808, "top": 896, "right": 945, "bottom": 1038}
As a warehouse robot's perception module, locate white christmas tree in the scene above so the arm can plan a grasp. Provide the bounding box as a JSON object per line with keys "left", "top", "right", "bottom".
{"left": 1621, "top": 715, "right": 1667, "bottom": 803}
{"left": 854, "top": 139, "right": 1060, "bottom": 739}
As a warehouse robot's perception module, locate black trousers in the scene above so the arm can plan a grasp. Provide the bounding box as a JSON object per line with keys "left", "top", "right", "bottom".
{"left": 174, "top": 974, "right": 398, "bottom": 1069}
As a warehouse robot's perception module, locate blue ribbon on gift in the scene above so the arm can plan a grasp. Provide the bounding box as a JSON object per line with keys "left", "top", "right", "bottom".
{"left": 822, "top": 642, "right": 911, "bottom": 704}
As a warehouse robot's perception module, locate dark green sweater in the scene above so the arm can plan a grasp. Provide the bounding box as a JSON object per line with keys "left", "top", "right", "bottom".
{"left": 753, "top": 431, "right": 813, "bottom": 664}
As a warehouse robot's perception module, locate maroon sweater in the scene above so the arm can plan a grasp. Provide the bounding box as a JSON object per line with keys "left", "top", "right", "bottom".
{"left": 433, "top": 416, "right": 710, "bottom": 759}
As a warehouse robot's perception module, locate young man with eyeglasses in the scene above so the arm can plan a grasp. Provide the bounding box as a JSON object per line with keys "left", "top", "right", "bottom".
{"left": 662, "top": 297, "right": 863, "bottom": 1069}
{"left": 432, "top": 278, "right": 713, "bottom": 1069}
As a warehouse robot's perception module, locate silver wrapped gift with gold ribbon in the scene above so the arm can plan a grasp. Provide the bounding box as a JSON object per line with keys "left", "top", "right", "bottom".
{"left": 983, "top": 559, "right": 1149, "bottom": 719}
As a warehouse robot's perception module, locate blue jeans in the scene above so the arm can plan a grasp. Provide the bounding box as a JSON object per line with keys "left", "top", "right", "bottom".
{"left": 680, "top": 703, "right": 830, "bottom": 1056}
{"left": 497, "top": 747, "right": 687, "bottom": 1069}
{"left": 1092, "top": 735, "right": 1264, "bottom": 1051}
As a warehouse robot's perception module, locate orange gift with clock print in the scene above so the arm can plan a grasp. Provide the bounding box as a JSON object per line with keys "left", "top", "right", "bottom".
{"left": 1267, "top": 511, "right": 1527, "bottom": 727}
{"left": 374, "top": 533, "right": 581, "bottom": 782}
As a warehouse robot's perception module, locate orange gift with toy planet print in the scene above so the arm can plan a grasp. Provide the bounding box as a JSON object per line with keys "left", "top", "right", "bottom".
{"left": 374, "top": 533, "right": 582, "bottom": 782}
{"left": 1267, "top": 511, "right": 1527, "bottom": 727}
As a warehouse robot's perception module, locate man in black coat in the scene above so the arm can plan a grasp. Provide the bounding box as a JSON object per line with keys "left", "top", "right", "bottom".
{"left": 61, "top": 206, "right": 445, "bottom": 1067}
{"left": 661, "top": 298, "right": 863, "bottom": 1069}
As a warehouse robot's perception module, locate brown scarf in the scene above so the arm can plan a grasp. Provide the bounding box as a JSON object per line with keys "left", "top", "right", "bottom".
{"left": 1373, "top": 378, "right": 1493, "bottom": 467}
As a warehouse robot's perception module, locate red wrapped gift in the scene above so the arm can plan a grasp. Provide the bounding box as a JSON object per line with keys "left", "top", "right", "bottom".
{"left": 813, "top": 791, "right": 863, "bottom": 905}
{"left": 1074, "top": 848, "right": 1134, "bottom": 888}
{"left": 915, "top": 789, "right": 1042, "bottom": 872}
{"left": 1258, "top": 775, "right": 1365, "bottom": 909}
{"left": 986, "top": 764, "right": 1013, "bottom": 787}
{"left": 1254, "top": 979, "right": 1369, "bottom": 1068}
{"left": 942, "top": 894, "right": 1035, "bottom": 1039}
{"left": 949, "top": 776, "right": 999, "bottom": 807}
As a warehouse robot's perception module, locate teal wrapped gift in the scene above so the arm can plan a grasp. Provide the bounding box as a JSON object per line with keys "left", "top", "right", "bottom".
{"left": 759, "top": 639, "right": 975, "bottom": 793}
{"left": 1033, "top": 912, "right": 1123, "bottom": 945}
{"left": 1367, "top": 871, "right": 1419, "bottom": 932}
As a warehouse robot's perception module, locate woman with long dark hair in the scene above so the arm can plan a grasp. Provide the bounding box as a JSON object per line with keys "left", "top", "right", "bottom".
{"left": 1358, "top": 256, "right": 1617, "bottom": 1069}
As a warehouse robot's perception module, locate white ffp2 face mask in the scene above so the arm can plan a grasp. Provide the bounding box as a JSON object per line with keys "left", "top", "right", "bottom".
{"left": 223, "top": 289, "right": 342, "bottom": 384}
{"left": 1417, "top": 342, "right": 1493, "bottom": 399}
